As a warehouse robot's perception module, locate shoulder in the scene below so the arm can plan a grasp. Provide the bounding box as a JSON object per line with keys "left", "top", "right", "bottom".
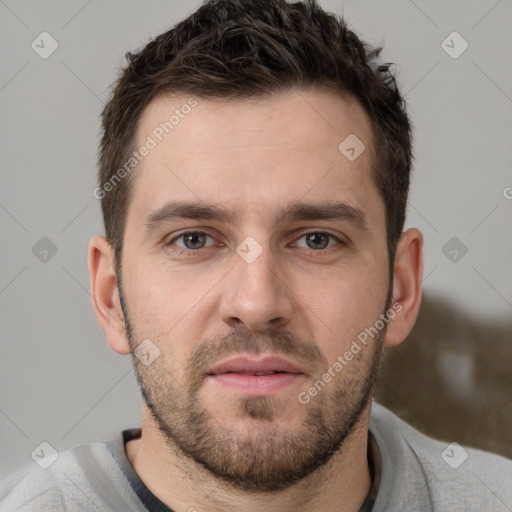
{"left": 0, "top": 439, "right": 142, "bottom": 511}
{"left": 369, "top": 401, "right": 512, "bottom": 511}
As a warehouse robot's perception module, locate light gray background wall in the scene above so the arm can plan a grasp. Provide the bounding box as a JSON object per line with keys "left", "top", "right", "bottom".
{"left": 1, "top": 0, "right": 511, "bottom": 479}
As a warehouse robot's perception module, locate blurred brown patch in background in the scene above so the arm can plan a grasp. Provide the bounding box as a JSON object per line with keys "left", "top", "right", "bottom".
{"left": 376, "top": 293, "right": 512, "bottom": 459}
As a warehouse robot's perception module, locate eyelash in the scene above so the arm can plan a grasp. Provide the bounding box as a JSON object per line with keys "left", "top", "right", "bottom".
{"left": 165, "top": 230, "right": 345, "bottom": 257}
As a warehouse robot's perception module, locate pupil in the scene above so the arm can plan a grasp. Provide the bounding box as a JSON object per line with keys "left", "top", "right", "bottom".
{"left": 307, "top": 233, "right": 328, "bottom": 249}
{"left": 185, "top": 233, "right": 205, "bottom": 249}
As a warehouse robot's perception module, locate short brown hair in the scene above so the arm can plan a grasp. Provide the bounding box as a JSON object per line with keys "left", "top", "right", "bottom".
{"left": 98, "top": 0, "right": 413, "bottom": 275}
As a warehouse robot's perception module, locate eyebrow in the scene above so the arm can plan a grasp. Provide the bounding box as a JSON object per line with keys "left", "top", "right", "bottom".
{"left": 143, "top": 200, "right": 368, "bottom": 233}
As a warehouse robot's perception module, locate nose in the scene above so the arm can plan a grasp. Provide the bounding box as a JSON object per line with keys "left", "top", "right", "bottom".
{"left": 219, "top": 242, "right": 294, "bottom": 332}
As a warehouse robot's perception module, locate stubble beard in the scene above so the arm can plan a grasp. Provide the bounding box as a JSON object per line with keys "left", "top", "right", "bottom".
{"left": 119, "top": 284, "right": 386, "bottom": 492}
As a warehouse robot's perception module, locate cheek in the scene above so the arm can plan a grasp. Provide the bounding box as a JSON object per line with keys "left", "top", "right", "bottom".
{"left": 305, "top": 264, "right": 388, "bottom": 364}
{"left": 124, "top": 257, "right": 204, "bottom": 326}
{"left": 122, "top": 259, "right": 221, "bottom": 367}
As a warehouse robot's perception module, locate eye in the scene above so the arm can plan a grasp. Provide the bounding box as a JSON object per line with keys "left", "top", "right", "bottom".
{"left": 164, "top": 230, "right": 344, "bottom": 256}
{"left": 167, "top": 231, "right": 216, "bottom": 251}
{"left": 294, "top": 231, "right": 342, "bottom": 251}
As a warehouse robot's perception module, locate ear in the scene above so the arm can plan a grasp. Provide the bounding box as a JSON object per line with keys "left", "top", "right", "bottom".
{"left": 383, "top": 228, "right": 423, "bottom": 348}
{"left": 88, "top": 235, "right": 131, "bottom": 355}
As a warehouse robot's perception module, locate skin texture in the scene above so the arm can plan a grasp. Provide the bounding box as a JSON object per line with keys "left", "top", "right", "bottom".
{"left": 89, "top": 88, "right": 423, "bottom": 512}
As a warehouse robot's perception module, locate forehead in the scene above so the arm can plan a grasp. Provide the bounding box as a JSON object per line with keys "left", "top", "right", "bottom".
{"left": 129, "top": 88, "right": 381, "bottom": 227}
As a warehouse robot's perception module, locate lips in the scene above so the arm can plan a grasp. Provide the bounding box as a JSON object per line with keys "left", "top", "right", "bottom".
{"left": 206, "top": 356, "right": 306, "bottom": 396}
{"left": 207, "top": 356, "right": 304, "bottom": 376}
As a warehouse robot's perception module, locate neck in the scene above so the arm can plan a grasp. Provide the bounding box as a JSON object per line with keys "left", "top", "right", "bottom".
{"left": 125, "top": 405, "right": 373, "bottom": 512}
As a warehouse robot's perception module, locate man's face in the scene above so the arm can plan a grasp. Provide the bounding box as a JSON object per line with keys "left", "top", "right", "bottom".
{"left": 119, "top": 89, "right": 390, "bottom": 491}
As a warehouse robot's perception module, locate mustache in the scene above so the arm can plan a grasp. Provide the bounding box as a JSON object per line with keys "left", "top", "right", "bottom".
{"left": 186, "top": 326, "right": 327, "bottom": 393}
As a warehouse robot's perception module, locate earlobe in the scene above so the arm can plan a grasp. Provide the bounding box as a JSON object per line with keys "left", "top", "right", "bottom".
{"left": 384, "top": 228, "right": 423, "bottom": 348}
{"left": 88, "top": 235, "right": 131, "bottom": 355}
